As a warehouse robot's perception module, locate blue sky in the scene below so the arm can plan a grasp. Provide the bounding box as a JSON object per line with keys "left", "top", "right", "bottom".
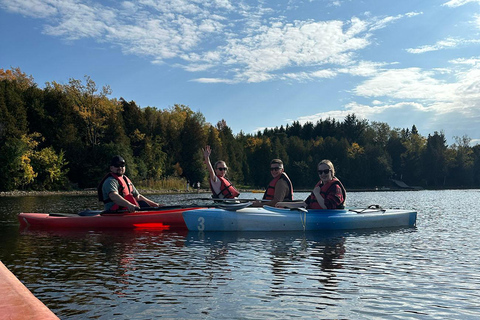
{"left": 1, "top": 0, "right": 480, "bottom": 145}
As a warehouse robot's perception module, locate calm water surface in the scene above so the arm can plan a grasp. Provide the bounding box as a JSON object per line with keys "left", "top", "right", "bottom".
{"left": 1, "top": 190, "right": 480, "bottom": 319}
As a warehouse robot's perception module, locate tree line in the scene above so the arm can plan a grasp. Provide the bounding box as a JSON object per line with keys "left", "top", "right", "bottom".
{"left": 1, "top": 67, "right": 479, "bottom": 192}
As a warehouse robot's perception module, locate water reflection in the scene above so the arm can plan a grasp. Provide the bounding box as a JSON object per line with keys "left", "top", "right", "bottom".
{"left": 8, "top": 228, "right": 189, "bottom": 318}
{"left": 185, "top": 231, "right": 348, "bottom": 297}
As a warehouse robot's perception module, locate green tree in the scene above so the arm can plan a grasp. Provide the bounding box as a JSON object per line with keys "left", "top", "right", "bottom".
{"left": 400, "top": 126, "right": 425, "bottom": 185}
{"left": 423, "top": 132, "right": 447, "bottom": 187}
{"left": 66, "top": 76, "right": 116, "bottom": 146}
{"left": 386, "top": 130, "right": 407, "bottom": 180}
{"left": 0, "top": 79, "right": 28, "bottom": 139}
{"left": 450, "top": 135, "right": 474, "bottom": 187}
{"left": 0, "top": 134, "right": 41, "bottom": 190}
{"left": 342, "top": 113, "right": 368, "bottom": 144}
{"left": 31, "top": 147, "right": 69, "bottom": 190}
{"left": 217, "top": 120, "right": 245, "bottom": 185}
{"left": 179, "top": 111, "right": 206, "bottom": 185}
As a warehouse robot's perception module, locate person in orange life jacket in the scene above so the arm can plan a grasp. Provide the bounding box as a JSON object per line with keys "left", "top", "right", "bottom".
{"left": 98, "top": 155, "right": 160, "bottom": 212}
{"left": 276, "top": 159, "right": 346, "bottom": 209}
{"left": 202, "top": 145, "right": 240, "bottom": 199}
{"left": 251, "top": 159, "right": 294, "bottom": 207}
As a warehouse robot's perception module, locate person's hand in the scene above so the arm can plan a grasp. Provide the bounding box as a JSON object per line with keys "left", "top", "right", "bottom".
{"left": 313, "top": 186, "right": 321, "bottom": 196}
{"left": 202, "top": 145, "right": 211, "bottom": 159}
{"left": 251, "top": 200, "right": 261, "bottom": 207}
{"left": 127, "top": 203, "right": 139, "bottom": 213}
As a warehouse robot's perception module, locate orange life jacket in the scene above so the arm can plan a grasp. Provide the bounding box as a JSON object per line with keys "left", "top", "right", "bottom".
{"left": 306, "top": 178, "right": 346, "bottom": 209}
{"left": 263, "top": 172, "right": 293, "bottom": 201}
{"left": 97, "top": 173, "right": 139, "bottom": 211}
{"left": 209, "top": 176, "right": 240, "bottom": 199}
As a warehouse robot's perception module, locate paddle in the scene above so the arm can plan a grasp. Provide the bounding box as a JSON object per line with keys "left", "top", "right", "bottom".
{"left": 100, "top": 204, "right": 204, "bottom": 215}
{"left": 186, "top": 197, "right": 269, "bottom": 202}
{"left": 186, "top": 197, "right": 305, "bottom": 203}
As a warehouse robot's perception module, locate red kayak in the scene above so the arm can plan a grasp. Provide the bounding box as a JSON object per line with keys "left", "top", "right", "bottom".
{"left": 18, "top": 206, "right": 202, "bottom": 230}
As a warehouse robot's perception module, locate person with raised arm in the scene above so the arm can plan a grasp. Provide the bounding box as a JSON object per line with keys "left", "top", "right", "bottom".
{"left": 202, "top": 145, "right": 240, "bottom": 199}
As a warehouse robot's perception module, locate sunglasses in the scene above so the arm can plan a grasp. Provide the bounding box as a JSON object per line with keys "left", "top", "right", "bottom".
{"left": 217, "top": 167, "right": 228, "bottom": 171}
{"left": 270, "top": 167, "right": 282, "bottom": 171}
{"left": 318, "top": 169, "right": 331, "bottom": 175}
{"left": 113, "top": 163, "right": 125, "bottom": 168}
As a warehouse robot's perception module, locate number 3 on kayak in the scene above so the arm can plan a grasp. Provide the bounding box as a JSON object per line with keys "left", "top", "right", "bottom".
{"left": 197, "top": 216, "right": 205, "bottom": 231}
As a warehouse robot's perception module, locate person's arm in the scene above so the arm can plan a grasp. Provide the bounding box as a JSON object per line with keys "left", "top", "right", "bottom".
{"left": 109, "top": 192, "right": 139, "bottom": 212}
{"left": 312, "top": 185, "right": 327, "bottom": 209}
{"left": 136, "top": 194, "right": 160, "bottom": 208}
{"left": 323, "top": 185, "right": 344, "bottom": 209}
{"left": 130, "top": 184, "right": 161, "bottom": 208}
{"left": 202, "top": 145, "right": 217, "bottom": 182}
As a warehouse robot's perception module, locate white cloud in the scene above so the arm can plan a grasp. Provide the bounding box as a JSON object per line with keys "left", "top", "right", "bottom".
{"left": 443, "top": 0, "right": 480, "bottom": 8}
{"left": 0, "top": 0, "right": 58, "bottom": 18}
{"left": 294, "top": 101, "right": 430, "bottom": 126}
{"left": 354, "top": 68, "right": 457, "bottom": 102}
{"left": 337, "top": 61, "right": 393, "bottom": 77}
{"left": 286, "top": 60, "right": 480, "bottom": 142}
{"left": 450, "top": 56, "right": 480, "bottom": 65}
{"left": 475, "top": 13, "right": 480, "bottom": 28}
{"left": 406, "top": 38, "right": 480, "bottom": 54}
{"left": 369, "top": 11, "right": 422, "bottom": 31}
{"left": 191, "top": 77, "right": 235, "bottom": 83}
{"left": 209, "top": 18, "right": 372, "bottom": 82}
{"left": 310, "top": 69, "right": 337, "bottom": 78}
{"left": 0, "top": 0, "right": 417, "bottom": 83}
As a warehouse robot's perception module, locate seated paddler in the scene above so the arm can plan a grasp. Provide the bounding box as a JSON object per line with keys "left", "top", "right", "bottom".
{"left": 97, "top": 155, "right": 160, "bottom": 212}
{"left": 202, "top": 145, "right": 240, "bottom": 199}
{"left": 251, "top": 159, "right": 294, "bottom": 207}
{"left": 276, "top": 159, "right": 346, "bottom": 209}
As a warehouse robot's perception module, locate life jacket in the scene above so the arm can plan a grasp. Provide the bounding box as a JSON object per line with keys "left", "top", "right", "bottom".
{"left": 305, "top": 178, "right": 346, "bottom": 209}
{"left": 263, "top": 172, "right": 293, "bottom": 201}
{"left": 97, "top": 173, "right": 139, "bottom": 211}
{"left": 209, "top": 176, "right": 240, "bottom": 199}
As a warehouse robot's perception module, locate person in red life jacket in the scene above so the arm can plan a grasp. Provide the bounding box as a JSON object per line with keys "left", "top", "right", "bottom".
{"left": 277, "top": 159, "right": 346, "bottom": 209}
{"left": 251, "top": 159, "right": 294, "bottom": 207}
{"left": 202, "top": 145, "right": 240, "bottom": 199}
{"left": 98, "top": 155, "right": 160, "bottom": 212}
{"left": 305, "top": 159, "right": 346, "bottom": 209}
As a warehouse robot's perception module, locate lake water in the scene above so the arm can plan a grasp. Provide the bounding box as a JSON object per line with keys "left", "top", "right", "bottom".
{"left": 1, "top": 190, "right": 480, "bottom": 319}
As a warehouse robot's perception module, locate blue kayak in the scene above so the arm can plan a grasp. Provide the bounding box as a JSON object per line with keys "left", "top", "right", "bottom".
{"left": 182, "top": 205, "right": 417, "bottom": 232}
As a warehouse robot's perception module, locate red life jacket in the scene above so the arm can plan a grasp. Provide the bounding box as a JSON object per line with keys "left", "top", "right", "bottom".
{"left": 209, "top": 176, "right": 240, "bottom": 199}
{"left": 306, "top": 178, "right": 346, "bottom": 209}
{"left": 263, "top": 172, "right": 293, "bottom": 201}
{"left": 97, "top": 173, "right": 139, "bottom": 211}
